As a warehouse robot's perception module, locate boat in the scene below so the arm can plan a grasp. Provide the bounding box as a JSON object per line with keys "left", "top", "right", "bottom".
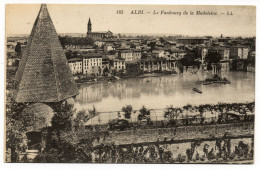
{"left": 192, "top": 88, "right": 202, "bottom": 94}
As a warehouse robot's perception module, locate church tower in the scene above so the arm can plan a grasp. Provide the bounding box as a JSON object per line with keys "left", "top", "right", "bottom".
{"left": 88, "top": 18, "right": 92, "bottom": 33}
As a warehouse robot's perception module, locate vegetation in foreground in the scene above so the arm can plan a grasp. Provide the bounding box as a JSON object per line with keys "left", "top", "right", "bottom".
{"left": 6, "top": 90, "right": 254, "bottom": 163}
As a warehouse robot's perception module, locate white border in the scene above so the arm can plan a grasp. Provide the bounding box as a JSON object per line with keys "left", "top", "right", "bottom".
{"left": 0, "top": 0, "right": 259, "bottom": 170}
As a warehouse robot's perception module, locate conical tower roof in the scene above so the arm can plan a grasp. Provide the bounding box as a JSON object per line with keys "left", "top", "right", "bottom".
{"left": 14, "top": 4, "right": 78, "bottom": 103}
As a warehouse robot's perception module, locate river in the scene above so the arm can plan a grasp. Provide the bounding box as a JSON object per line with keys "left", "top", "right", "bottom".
{"left": 74, "top": 71, "right": 255, "bottom": 124}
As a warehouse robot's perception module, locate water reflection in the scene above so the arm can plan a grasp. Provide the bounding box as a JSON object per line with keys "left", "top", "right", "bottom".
{"left": 75, "top": 72, "right": 255, "bottom": 112}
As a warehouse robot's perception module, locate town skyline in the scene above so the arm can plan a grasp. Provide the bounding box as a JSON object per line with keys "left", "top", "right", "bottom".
{"left": 6, "top": 4, "right": 256, "bottom": 37}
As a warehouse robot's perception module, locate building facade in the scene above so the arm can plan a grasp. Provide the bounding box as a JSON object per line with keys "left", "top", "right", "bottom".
{"left": 82, "top": 53, "right": 103, "bottom": 76}
{"left": 230, "top": 46, "right": 249, "bottom": 60}
{"left": 119, "top": 50, "right": 134, "bottom": 62}
{"left": 68, "top": 58, "right": 83, "bottom": 74}
{"left": 218, "top": 48, "right": 230, "bottom": 60}
{"left": 133, "top": 50, "right": 142, "bottom": 61}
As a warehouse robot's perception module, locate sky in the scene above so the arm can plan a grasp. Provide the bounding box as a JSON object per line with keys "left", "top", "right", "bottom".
{"left": 5, "top": 4, "right": 256, "bottom": 37}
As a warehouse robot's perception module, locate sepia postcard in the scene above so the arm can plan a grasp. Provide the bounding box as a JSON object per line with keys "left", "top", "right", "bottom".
{"left": 4, "top": 4, "right": 255, "bottom": 164}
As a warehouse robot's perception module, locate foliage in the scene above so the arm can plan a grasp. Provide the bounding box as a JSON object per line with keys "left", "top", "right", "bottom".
{"left": 130, "top": 43, "right": 136, "bottom": 49}
{"left": 5, "top": 94, "right": 30, "bottom": 162}
{"left": 88, "top": 106, "right": 97, "bottom": 117}
{"left": 138, "top": 105, "right": 151, "bottom": 121}
{"left": 58, "top": 36, "right": 94, "bottom": 49}
{"left": 7, "top": 52, "right": 13, "bottom": 59}
{"left": 180, "top": 57, "right": 200, "bottom": 66}
{"left": 73, "top": 110, "right": 88, "bottom": 131}
{"left": 159, "top": 37, "right": 166, "bottom": 43}
{"left": 51, "top": 106, "right": 74, "bottom": 132}
{"left": 121, "top": 105, "right": 133, "bottom": 119}
{"left": 205, "top": 50, "right": 222, "bottom": 69}
{"left": 15, "top": 42, "right": 21, "bottom": 57}
{"left": 34, "top": 130, "right": 94, "bottom": 163}
{"left": 164, "top": 105, "right": 179, "bottom": 119}
{"left": 139, "top": 105, "right": 150, "bottom": 116}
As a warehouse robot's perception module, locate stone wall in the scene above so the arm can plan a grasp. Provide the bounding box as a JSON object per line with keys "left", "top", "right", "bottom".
{"left": 98, "top": 122, "right": 253, "bottom": 145}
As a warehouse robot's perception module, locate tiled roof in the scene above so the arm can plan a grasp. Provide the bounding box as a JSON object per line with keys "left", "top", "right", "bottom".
{"left": 14, "top": 4, "right": 78, "bottom": 103}
{"left": 81, "top": 53, "right": 102, "bottom": 58}
{"left": 178, "top": 37, "right": 209, "bottom": 40}
{"left": 68, "top": 58, "right": 82, "bottom": 62}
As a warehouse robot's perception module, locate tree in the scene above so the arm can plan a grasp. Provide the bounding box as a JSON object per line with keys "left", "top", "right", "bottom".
{"left": 141, "top": 53, "right": 148, "bottom": 59}
{"left": 164, "top": 105, "right": 175, "bottom": 118}
{"left": 51, "top": 106, "right": 74, "bottom": 132}
{"left": 180, "top": 57, "right": 200, "bottom": 66}
{"left": 130, "top": 43, "right": 136, "bottom": 49}
{"left": 140, "top": 106, "right": 150, "bottom": 115}
{"left": 58, "top": 36, "right": 94, "bottom": 48}
{"left": 73, "top": 110, "right": 88, "bottom": 131}
{"left": 138, "top": 105, "right": 150, "bottom": 120}
{"left": 122, "top": 105, "right": 133, "bottom": 119}
{"left": 7, "top": 52, "right": 13, "bottom": 59}
{"left": 65, "top": 50, "right": 72, "bottom": 60}
{"left": 159, "top": 37, "right": 166, "bottom": 43}
{"left": 88, "top": 106, "right": 97, "bottom": 117}
{"left": 103, "top": 67, "right": 109, "bottom": 76}
{"left": 164, "top": 105, "right": 180, "bottom": 126}
{"left": 206, "top": 50, "right": 222, "bottom": 69}
{"left": 58, "top": 36, "right": 66, "bottom": 49}
{"left": 5, "top": 95, "right": 30, "bottom": 162}
{"left": 15, "top": 42, "right": 21, "bottom": 58}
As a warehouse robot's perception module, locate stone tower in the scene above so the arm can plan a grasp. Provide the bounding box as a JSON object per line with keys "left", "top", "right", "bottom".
{"left": 14, "top": 4, "right": 78, "bottom": 103}
{"left": 88, "top": 17, "right": 92, "bottom": 33}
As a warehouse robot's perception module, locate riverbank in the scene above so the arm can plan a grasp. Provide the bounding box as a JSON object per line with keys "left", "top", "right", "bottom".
{"left": 75, "top": 71, "right": 178, "bottom": 85}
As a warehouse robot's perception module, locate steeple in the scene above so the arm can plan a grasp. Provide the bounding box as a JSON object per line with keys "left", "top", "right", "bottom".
{"left": 14, "top": 4, "right": 78, "bottom": 103}
{"left": 88, "top": 17, "right": 92, "bottom": 33}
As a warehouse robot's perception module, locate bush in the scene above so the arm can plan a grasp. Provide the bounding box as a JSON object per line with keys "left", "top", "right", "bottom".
{"left": 88, "top": 106, "right": 97, "bottom": 117}
{"left": 139, "top": 106, "right": 150, "bottom": 116}
{"left": 73, "top": 110, "right": 88, "bottom": 131}
{"left": 51, "top": 106, "right": 74, "bottom": 132}
{"left": 122, "top": 105, "right": 133, "bottom": 119}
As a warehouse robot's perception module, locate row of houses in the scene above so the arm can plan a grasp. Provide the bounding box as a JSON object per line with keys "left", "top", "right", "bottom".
{"left": 68, "top": 53, "right": 126, "bottom": 76}
{"left": 68, "top": 52, "right": 182, "bottom": 76}
{"left": 7, "top": 34, "right": 255, "bottom": 75}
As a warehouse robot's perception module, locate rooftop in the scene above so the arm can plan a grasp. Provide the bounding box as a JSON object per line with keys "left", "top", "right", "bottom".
{"left": 68, "top": 58, "right": 82, "bottom": 62}
{"left": 81, "top": 53, "right": 102, "bottom": 58}
{"left": 177, "top": 37, "right": 209, "bottom": 40}
{"left": 14, "top": 4, "right": 78, "bottom": 103}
